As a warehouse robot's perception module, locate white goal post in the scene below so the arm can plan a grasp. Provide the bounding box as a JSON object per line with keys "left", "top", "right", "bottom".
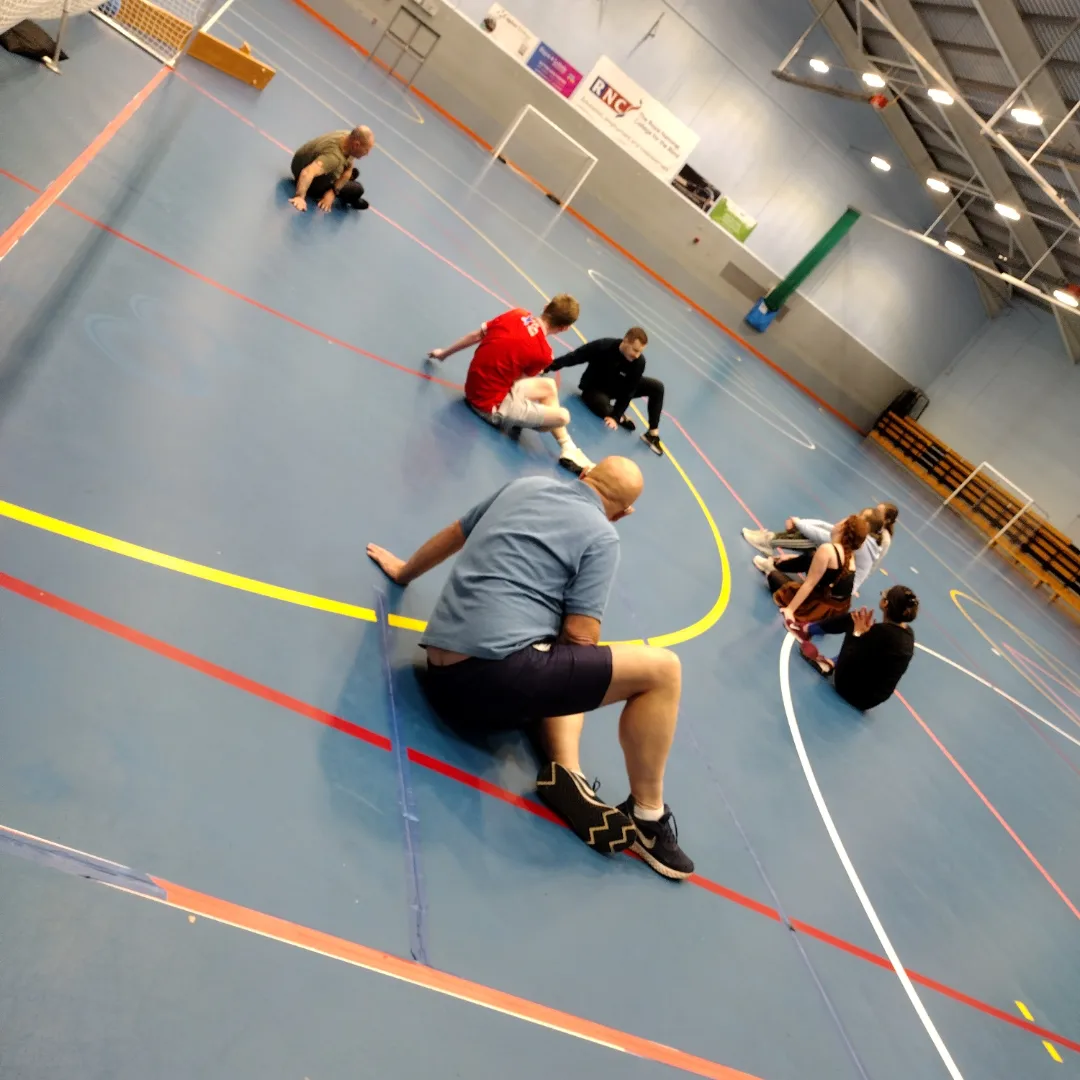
{"left": 490, "top": 104, "right": 598, "bottom": 211}
{"left": 927, "top": 460, "right": 1040, "bottom": 552}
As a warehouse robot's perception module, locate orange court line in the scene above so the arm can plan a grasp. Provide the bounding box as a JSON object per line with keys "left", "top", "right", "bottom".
{"left": 0, "top": 67, "right": 170, "bottom": 263}
{"left": 287, "top": 0, "right": 861, "bottom": 434}
{"left": 145, "top": 875, "right": 765, "bottom": 1080}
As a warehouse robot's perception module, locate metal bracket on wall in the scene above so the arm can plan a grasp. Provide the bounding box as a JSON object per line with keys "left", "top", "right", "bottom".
{"left": 369, "top": 5, "right": 440, "bottom": 89}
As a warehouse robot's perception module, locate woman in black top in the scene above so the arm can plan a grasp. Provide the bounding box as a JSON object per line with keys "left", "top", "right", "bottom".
{"left": 799, "top": 585, "right": 918, "bottom": 710}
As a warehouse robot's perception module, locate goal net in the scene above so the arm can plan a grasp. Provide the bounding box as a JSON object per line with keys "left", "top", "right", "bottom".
{"left": 92, "top": 0, "right": 220, "bottom": 64}
{"left": 489, "top": 104, "right": 597, "bottom": 211}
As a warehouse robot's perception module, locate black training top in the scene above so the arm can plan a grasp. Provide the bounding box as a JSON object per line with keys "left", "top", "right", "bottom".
{"left": 832, "top": 622, "right": 914, "bottom": 711}
{"left": 547, "top": 337, "right": 646, "bottom": 422}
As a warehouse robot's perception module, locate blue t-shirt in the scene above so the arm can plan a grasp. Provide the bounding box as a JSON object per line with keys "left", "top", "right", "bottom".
{"left": 421, "top": 476, "right": 620, "bottom": 660}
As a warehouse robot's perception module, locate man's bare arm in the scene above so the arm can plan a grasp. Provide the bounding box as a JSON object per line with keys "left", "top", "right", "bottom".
{"left": 559, "top": 614, "right": 602, "bottom": 647}
{"left": 367, "top": 522, "right": 466, "bottom": 586}
{"left": 428, "top": 328, "right": 484, "bottom": 362}
{"left": 295, "top": 161, "right": 324, "bottom": 198}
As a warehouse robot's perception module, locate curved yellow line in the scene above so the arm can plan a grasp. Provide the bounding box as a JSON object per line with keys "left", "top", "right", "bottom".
{"left": 950, "top": 589, "right": 1080, "bottom": 717}
{"left": 0, "top": 155, "right": 731, "bottom": 647}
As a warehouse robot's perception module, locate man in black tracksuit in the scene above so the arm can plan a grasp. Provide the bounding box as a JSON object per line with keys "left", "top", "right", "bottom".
{"left": 547, "top": 327, "right": 665, "bottom": 456}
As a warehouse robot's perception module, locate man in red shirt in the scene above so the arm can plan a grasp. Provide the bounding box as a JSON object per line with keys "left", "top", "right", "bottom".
{"left": 428, "top": 294, "right": 592, "bottom": 475}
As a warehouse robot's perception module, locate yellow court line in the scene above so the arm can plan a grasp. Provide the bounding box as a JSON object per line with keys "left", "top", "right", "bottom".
{"left": 0, "top": 121, "right": 731, "bottom": 647}
{"left": 1015, "top": 1001, "right": 1063, "bottom": 1063}
{"left": 950, "top": 591, "right": 1080, "bottom": 727}
{"left": 0, "top": 499, "right": 377, "bottom": 623}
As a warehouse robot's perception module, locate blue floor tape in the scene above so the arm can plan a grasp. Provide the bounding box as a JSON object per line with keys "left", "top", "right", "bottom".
{"left": 376, "top": 592, "right": 431, "bottom": 966}
{"left": 0, "top": 827, "right": 166, "bottom": 899}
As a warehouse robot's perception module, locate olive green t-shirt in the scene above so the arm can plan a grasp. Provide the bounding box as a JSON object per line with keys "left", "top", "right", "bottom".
{"left": 292, "top": 130, "right": 351, "bottom": 181}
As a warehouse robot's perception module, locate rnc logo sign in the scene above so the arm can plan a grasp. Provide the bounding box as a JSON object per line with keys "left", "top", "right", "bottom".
{"left": 587, "top": 76, "right": 642, "bottom": 117}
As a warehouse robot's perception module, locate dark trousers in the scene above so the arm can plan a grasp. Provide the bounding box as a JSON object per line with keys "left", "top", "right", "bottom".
{"left": 291, "top": 162, "right": 366, "bottom": 207}
{"left": 766, "top": 550, "right": 813, "bottom": 594}
{"left": 581, "top": 375, "right": 665, "bottom": 430}
{"left": 813, "top": 612, "right": 856, "bottom": 636}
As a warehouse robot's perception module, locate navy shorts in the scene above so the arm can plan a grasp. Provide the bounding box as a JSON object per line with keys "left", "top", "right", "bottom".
{"left": 423, "top": 642, "right": 613, "bottom": 732}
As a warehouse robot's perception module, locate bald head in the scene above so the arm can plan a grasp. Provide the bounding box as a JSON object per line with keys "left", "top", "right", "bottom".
{"left": 348, "top": 125, "right": 375, "bottom": 157}
{"left": 583, "top": 456, "right": 644, "bottom": 521}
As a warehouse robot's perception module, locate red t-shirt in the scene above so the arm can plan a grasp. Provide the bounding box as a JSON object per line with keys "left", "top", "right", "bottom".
{"left": 464, "top": 308, "right": 553, "bottom": 412}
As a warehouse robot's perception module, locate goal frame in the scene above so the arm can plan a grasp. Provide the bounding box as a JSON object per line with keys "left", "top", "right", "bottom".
{"left": 931, "top": 460, "right": 1040, "bottom": 553}
{"left": 91, "top": 0, "right": 231, "bottom": 66}
{"left": 491, "top": 104, "right": 598, "bottom": 211}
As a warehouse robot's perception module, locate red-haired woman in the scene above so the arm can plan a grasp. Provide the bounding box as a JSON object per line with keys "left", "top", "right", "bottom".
{"left": 761, "top": 515, "right": 869, "bottom": 628}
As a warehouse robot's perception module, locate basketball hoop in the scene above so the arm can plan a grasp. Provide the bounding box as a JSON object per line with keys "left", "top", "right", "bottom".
{"left": 869, "top": 93, "right": 889, "bottom": 110}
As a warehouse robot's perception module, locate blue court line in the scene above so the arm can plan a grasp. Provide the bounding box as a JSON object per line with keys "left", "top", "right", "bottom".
{"left": 0, "top": 826, "right": 166, "bottom": 899}
{"left": 376, "top": 591, "right": 431, "bottom": 966}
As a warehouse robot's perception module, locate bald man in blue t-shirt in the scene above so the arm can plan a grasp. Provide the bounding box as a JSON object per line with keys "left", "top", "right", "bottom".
{"left": 367, "top": 457, "right": 693, "bottom": 880}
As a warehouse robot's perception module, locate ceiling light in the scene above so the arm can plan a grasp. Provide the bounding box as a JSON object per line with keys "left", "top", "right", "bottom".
{"left": 926, "top": 177, "right": 950, "bottom": 193}
{"left": 862, "top": 72, "right": 886, "bottom": 88}
{"left": 1054, "top": 289, "right": 1079, "bottom": 308}
{"left": 809, "top": 58, "right": 830, "bottom": 73}
{"left": 944, "top": 240, "right": 966, "bottom": 256}
{"left": 870, "top": 156, "right": 891, "bottom": 171}
{"left": 1011, "top": 107, "right": 1042, "bottom": 126}
{"left": 994, "top": 202, "right": 1021, "bottom": 220}
{"left": 927, "top": 88, "right": 954, "bottom": 105}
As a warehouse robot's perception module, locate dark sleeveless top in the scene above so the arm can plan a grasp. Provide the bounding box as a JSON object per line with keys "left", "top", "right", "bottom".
{"left": 820, "top": 543, "right": 855, "bottom": 601}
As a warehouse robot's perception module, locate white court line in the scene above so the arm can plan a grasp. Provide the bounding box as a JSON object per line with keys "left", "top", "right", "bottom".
{"left": 914, "top": 642, "right": 1080, "bottom": 750}
{"left": 779, "top": 634, "right": 966, "bottom": 1080}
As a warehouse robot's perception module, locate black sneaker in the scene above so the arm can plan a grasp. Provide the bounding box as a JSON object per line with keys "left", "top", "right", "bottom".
{"left": 617, "top": 799, "right": 694, "bottom": 879}
{"left": 354, "top": 198, "right": 370, "bottom": 210}
{"left": 641, "top": 431, "right": 664, "bottom": 456}
{"left": 536, "top": 763, "right": 636, "bottom": 854}
{"left": 617, "top": 415, "right": 636, "bottom": 432}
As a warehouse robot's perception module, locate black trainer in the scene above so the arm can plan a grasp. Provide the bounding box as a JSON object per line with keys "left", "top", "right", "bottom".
{"left": 617, "top": 415, "right": 636, "bottom": 432}
{"left": 641, "top": 431, "right": 664, "bottom": 456}
{"left": 536, "top": 763, "right": 636, "bottom": 854}
{"left": 617, "top": 799, "right": 694, "bottom": 879}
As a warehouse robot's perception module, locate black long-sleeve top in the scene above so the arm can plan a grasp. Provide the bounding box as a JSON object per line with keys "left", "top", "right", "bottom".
{"left": 547, "top": 338, "right": 646, "bottom": 422}
{"left": 833, "top": 622, "right": 915, "bottom": 711}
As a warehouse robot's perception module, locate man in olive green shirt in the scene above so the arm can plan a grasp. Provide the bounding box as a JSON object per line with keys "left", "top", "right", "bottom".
{"left": 289, "top": 126, "right": 374, "bottom": 213}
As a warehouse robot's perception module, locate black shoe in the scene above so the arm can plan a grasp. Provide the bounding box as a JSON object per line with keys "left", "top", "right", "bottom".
{"left": 536, "top": 763, "right": 636, "bottom": 854}
{"left": 617, "top": 799, "right": 694, "bottom": 879}
{"left": 617, "top": 415, "right": 636, "bottom": 432}
{"left": 354, "top": 198, "right": 370, "bottom": 210}
{"left": 641, "top": 431, "right": 664, "bottom": 456}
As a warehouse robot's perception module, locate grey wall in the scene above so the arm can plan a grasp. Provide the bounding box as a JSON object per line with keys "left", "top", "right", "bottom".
{"left": 447, "top": 0, "right": 989, "bottom": 387}
{"left": 305, "top": 0, "right": 990, "bottom": 428}
{"left": 925, "top": 301, "right": 1080, "bottom": 538}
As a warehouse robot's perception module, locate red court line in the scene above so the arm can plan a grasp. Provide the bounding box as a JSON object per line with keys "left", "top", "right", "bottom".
{"left": 0, "top": 67, "right": 169, "bottom": 263}
{"left": 0, "top": 167, "right": 461, "bottom": 393}
{"left": 286, "top": 0, "right": 863, "bottom": 435}
{"left": 663, "top": 412, "right": 765, "bottom": 529}
{"left": 896, "top": 692, "right": 1080, "bottom": 923}
{"left": 1, "top": 569, "right": 1077, "bottom": 1052}
{"left": 0, "top": 571, "right": 390, "bottom": 752}
{"left": 134, "top": 876, "right": 763, "bottom": 1080}
{"left": 172, "top": 71, "right": 516, "bottom": 311}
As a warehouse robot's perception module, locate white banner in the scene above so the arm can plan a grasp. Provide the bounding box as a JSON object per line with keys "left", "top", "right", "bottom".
{"left": 571, "top": 56, "right": 700, "bottom": 183}
{"left": 480, "top": 4, "right": 539, "bottom": 64}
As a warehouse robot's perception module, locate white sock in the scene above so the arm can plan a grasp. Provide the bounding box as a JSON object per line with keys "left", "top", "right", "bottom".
{"left": 632, "top": 800, "right": 664, "bottom": 821}
{"left": 556, "top": 433, "right": 575, "bottom": 452}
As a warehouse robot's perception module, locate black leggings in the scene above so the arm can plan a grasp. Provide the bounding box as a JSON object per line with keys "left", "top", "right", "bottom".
{"left": 581, "top": 375, "right": 665, "bottom": 430}
{"left": 766, "top": 551, "right": 813, "bottom": 594}
{"left": 813, "top": 612, "right": 856, "bottom": 635}
{"left": 292, "top": 164, "right": 366, "bottom": 208}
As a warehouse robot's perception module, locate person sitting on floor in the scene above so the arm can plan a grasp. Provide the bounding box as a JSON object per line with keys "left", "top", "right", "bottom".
{"left": 427, "top": 296, "right": 592, "bottom": 475}
{"left": 546, "top": 326, "right": 666, "bottom": 456}
{"left": 289, "top": 126, "right": 373, "bottom": 213}
{"left": 758, "top": 514, "right": 869, "bottom": 629}
{"left": 365, "top": 456, "right": 694, "bottom": 880}
{"left": 743, "top": 501, "right": 897, "bottom": 595}
{"left": 798, "top": 585, "right": 918, "bottom": 711}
